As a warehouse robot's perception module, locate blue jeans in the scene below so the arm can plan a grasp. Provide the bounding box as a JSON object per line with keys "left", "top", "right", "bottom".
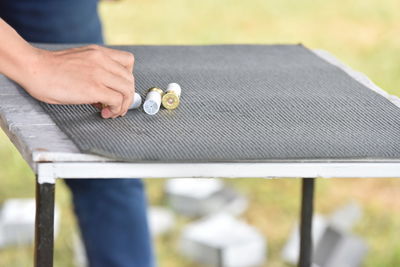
{"left": 0, "top": 1, "right": 155, "bottom": 266}
{"left": 65, "top": 179, "right": 155, "bottom": 267}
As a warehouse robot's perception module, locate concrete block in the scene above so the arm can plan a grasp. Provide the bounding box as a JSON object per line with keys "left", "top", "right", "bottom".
{"left": 314, "top": 226, "right": 368, "bottom": 267}
{"left": 166, "top": 179, "right": 247, "bottom": 217}
{"left": 281, "top": 214, "right": 328, "bottom": 265}
{"left": 0, "top": 199, "right": 60, "bottom": 248}
{"left": 329, "top": 202, "right": 362, "bottom": 232}
{"left": 180, "top": 213, "right": 267, "bottom": 267}
{"left": 148, "top": 206, "right": 175, "bottom": 236}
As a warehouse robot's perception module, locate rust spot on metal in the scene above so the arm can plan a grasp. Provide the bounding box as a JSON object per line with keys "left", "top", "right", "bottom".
{"left": 35, "top": 148, "right": 52, "bottom": 163}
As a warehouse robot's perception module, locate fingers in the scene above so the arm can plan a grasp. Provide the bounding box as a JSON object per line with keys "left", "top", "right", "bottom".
{"left": 104, "top": 56, "right": 134, "bottom": 84}
{"left": 71, "top": 45, "right": 136, "bottom": 118}
{"left": 85, "top": 45, "right": 135, "bottom": 73}
{"left": 92, "top": 103, "right": 102, "bottom": 110}
{"left": 95, "top": 86, "right": 124, "bottom": 119}
{"left": 99, "top": 46, "right": 135, "bottom": 73}
{"left": 123, "top": 75, "right": 135, "bottom": 116}
{"left": 101, "top": 107, "right": 113, "bottom": 119}
{"left": 103, "top": 57, "right": 135, "bottom": 116}
{"left": 82, "top": 45, "right": 135, "bottom": 118}
{"left": 96, "top": 67, "right": 134, "bottom": 117}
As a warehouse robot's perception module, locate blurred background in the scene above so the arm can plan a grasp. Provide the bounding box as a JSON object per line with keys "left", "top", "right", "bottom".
{"left": 1, "top": 0, "right": 400, "bottom": 266}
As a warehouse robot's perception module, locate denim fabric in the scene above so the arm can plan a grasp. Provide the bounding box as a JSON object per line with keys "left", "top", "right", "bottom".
{"left": 1, "top": 1, "right": 155, "bottom": 266}
{"left": 65, "top": 179, "right": 155, "bottom": 267}
{"left": 0, "top": 0, "right": 103, "bottom": 43}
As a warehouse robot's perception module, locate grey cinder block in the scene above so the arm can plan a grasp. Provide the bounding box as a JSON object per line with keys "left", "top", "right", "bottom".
{"left": 314, "top": 226, "right": 367, "bottom": 267}
{"left": 180, "top": 213, "right": 267, "bottom": 267}
{"left": 166, "top": 179, "right": 247, "bottom": 217}
{"left": 282, "top": 203, "right": 367, "bottom": 267}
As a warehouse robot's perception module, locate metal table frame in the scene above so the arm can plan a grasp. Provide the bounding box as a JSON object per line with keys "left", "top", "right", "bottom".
{"left": 33, "top": 161, "right": 400, "bottom": 267}
{"left": 1, "top": 48, "right": 400, "bottom": 267}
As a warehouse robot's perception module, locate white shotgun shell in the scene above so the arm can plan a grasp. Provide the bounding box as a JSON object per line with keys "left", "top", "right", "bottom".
{"left": 128, "top": 92, "right": 142, "bottom": 110}
{"left": 144, "top": 87, "right": 164, "bottom": 115}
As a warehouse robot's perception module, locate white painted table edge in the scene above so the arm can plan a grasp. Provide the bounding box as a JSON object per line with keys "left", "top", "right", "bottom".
{"left": 36, "top": 162, "right": 400, "bottom": 184}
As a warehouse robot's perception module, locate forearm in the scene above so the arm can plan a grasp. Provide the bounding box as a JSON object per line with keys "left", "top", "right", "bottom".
{"left": 0, "top": 19, "right": 41, "bottom": 87}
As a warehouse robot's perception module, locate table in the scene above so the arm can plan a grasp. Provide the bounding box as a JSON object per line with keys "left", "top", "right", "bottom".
{"left": 1, "top": 47, "right": 400, "bottom": 267}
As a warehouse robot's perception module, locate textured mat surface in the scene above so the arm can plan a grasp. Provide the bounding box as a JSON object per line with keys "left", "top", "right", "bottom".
{"left": 39, "top": 44, "right": 400, "bottom": 162}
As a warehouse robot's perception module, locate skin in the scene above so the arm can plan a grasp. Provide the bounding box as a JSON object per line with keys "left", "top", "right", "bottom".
{"left": 0, "top": 19, "right": 135, "bottom": 119}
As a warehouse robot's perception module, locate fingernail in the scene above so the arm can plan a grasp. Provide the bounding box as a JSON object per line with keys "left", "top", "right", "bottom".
{"left": 101, "top": 108, "right": 111, "bottom": 119}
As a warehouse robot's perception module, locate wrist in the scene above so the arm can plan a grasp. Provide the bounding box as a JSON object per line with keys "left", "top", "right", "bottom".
{"left": 7, "top": 45, "right": 45, "bottom": 88}
{"left": 0, "top": 19, "right": 51, "bottom": 100}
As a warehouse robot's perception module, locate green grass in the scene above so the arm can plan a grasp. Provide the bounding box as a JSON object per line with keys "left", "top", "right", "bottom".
{"left": 1, "top": 0, "right": 400, "bottom": 266}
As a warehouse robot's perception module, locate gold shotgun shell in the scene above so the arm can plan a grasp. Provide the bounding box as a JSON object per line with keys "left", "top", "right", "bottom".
{"left": 162, "top": 92, "right": 180, "bottom": 110}
{"left": 162, "top": 83, "right": 182, "bottom": 110}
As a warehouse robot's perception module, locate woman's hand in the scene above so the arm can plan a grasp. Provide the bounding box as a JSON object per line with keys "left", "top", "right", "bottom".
{"left": 23, "top": 45, "right": 135, "bottom": 118}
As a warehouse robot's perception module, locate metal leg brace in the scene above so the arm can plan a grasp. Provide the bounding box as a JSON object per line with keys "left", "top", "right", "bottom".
{"left": 34, "top": 178, "right": 55, "bottom": 267}
{"left": 298, "top": 178, "right": 315, "bottom": 267}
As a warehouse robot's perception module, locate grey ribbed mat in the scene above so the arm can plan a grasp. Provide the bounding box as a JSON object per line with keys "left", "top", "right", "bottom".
{"left": 39, "top": 44, "right": 400, "bottom": 162}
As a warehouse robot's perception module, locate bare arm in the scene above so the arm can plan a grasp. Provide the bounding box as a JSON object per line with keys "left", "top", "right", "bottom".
{"left": 0, "top": 18, "right": 135, "bottom": 118}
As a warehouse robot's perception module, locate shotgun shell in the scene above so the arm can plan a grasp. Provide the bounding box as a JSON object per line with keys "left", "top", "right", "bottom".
{"left": 128, "top": 92, "right": 142, "bottom": 110}
{"left": 102, "top": 92, "right": 142, "bottom": 110}
{"left": 143, "top": 87, "right": 164, "bottom": 115}
{"left": 162, "top": 83, "right": 181, "bottom": 110}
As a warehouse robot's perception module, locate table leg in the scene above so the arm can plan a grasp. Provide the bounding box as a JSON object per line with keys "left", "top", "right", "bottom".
{"left": 217, "top": 247, "right": 224, "bottom": 267}
{"left": 298, "top": 178, "right": 315, "bottom": 267}
{"left": 34, "top": 178, "right": 55, "bottom": 267}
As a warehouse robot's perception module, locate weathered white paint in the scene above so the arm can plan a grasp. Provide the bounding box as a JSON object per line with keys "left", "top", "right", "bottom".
{"left": 32, "top": 151, "right": 112, "bottom": 163}
{"left": 0, "top": 87, "right": 84, "bottom": 170}
{"left": 36, "top": 162, "right": 400, "bottom": 184}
